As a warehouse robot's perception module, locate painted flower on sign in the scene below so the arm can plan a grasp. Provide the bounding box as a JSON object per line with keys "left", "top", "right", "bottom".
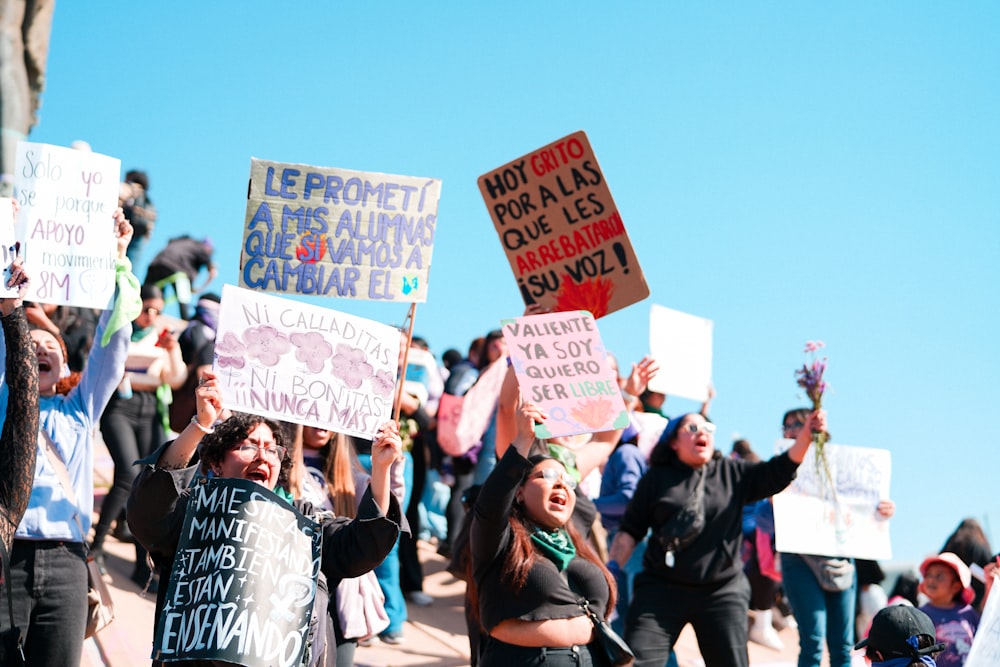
{"left": 553, "top": 275, "right": 615, "bottom": 319}
{"left": 244, "top": 325, "right": 292, "bottom": 367}
{"left": 331, "top": 343, "right": 374, "bottom": 389}
{"left": 215, "top": 332, "right": 247, "bottom": 369}
{"left": 290, "top": 331, "right": 333, "bottom": 373}
{"left": 571, "top": 397, "right": 619, "bottom": 430}
{"left": 371, "top": 369, "right": 395, "bottom": 398}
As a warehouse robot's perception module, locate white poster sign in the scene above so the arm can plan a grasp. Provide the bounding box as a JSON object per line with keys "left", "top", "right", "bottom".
{"left": 966, "top": 569, "right": 1000, "bottom": 667}
{"left": 647, "top": 303, "right": 713, "bottom": 402}
{"left": 773, "top": 442, "right": 892, "bottom": 560}
{"left": 14, "top": 142, "right": 121, "bottom": 308}
{"left": 214, "top": 284, "right": 400, "bottom": 439}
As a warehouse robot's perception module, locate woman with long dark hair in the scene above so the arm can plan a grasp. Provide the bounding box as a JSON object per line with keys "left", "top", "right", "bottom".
{"left": 471, "top": 400, "right": 617, "bottom": 666}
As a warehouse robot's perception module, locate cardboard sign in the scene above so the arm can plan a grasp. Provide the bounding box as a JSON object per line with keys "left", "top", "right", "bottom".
{"left": 503, "top": 310, "right": 629, "bottom": 438}
{"left": 0, "top": 198, "right": 19, "bottom": 298}
{"left": 479, "top": 131, "right": 648, "bottom": 318}
{"left": 13, "top": 142, "right": 121, "bottom": 308}
{"left": 966, "top": 568, "right": 1000, "bottom": 667}
{"left": 772, "top": 442, "right": 892, "bottom": 560}
{"left": 154, "top": 478, "right": 321, "bottom": 666}
{"left": 647, "top": 304, "right": 713, "bottom": 402}
{"left": 214, "top": 284, "right": 400, "bottom": 439}
{"left": 240, "top": 158, "right": 441, "bottom": 302}
{"left": 435, "top": 392, "right": 465, "bottom": 457}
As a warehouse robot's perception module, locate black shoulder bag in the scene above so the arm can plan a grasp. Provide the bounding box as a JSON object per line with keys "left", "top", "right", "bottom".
{"left": 657, "top": 465, "right": 707, "bottom": 567}
{"left": 0, "top": 537, "right": 26, "bottom": 666}
{"left": 561, "top": 569, "right": 635, "bottom": 667}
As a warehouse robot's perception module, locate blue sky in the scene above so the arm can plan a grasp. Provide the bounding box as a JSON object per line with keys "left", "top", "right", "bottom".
{"left": 30, "top": 2, "right": 999, "bottom": 564}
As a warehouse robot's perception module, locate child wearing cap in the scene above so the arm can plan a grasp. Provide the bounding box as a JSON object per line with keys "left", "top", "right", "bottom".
{"left": 855, "top": 605, "right": 946, "bottom": 666}
{"left": 918, "top": 552, "right": 980, "bottom": 667}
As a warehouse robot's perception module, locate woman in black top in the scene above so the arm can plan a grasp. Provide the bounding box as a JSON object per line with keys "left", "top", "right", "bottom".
{"left": 471, "top": 400, "right": 617, "bottom": 667}
{"left": 609, "top": 410, "right": 822, "bottom": 667}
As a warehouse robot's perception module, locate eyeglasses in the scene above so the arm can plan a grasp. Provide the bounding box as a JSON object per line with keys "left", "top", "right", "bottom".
{"left": 231, "top": 442, "right": 287, "bottom": 462}
{"left": 142, "top": 305, "right": 161, "bottom": 316}
{"left": 681, "top": 422, "right": 716, "bottom": 435}
{"left": 529, "top": 467, "right": 577, "bottom": 490}
{"left": 782, "top": 420, "right": 804, "bottom": 432}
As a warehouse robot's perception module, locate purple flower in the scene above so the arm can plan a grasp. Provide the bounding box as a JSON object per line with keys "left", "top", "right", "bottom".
{"left": 371, "top": 369, "right": 395, "bottom": 398}
{"left": 331, "top": 343, "right": 374, "bottom": 389}
{"left": 243, "top": 325, "right": 291, "bottom": 367}
{"left": 215, "top": 332, "right": 247, "bottom": 369}
{"left": 290, "top": 331, "right": 334, "bottom": 373}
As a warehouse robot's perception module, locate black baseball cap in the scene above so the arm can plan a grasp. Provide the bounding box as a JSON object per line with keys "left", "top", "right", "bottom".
{"left": 854, "top": 605, "right": 945, "bottom": 659}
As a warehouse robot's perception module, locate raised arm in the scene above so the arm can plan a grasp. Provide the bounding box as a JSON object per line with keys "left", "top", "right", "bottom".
{"left": 156, "top": 369, "right": 223, "bottom": 469}
{"left": 786, "top": 409, "right": 826, "bottom": 464}
{"left": 0, "top": 258, "right": 38, "bottom": 549}
{"left": 369, "top": 420, "right": 403, "bottom": 513}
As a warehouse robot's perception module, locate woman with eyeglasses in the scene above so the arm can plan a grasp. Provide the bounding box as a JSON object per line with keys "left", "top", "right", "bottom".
{"left": 91, "top": 281, "right": 187, "bottom": 590}
{"left": 609, "top": 410, "right": 824, "bottom": 667}
{"left": 127, "top": 370, "right": 407, "bottom": 666}
{"left": 470, "top": 400, "right": 618, "bottom": 667}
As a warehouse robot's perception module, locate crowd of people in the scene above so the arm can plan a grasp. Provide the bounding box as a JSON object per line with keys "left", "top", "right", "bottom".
{"left": 0, "top": 188, "right": 997, "bottom": 667}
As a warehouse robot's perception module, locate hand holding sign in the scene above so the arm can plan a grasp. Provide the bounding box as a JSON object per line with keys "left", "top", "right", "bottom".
{"left": 113, "top": 206, "right": 133, "bottom": 260}
{"left": 370, "top": 420, "right": 403, "bottom": 514}
{"left": 0, "top": 256, "right": 29, "bottom": 316}
{"left": 194, "top": 369, "right": 225, "bottom": 428}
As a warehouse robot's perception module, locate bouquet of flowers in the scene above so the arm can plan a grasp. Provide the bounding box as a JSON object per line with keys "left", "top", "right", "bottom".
{"left": 795, "top": 341, "right": 834, "bottom": 496}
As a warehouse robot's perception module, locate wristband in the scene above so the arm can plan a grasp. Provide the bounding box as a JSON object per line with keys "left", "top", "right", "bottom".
{"left": 190, "top": 415, "right": 215, "bottom": 434}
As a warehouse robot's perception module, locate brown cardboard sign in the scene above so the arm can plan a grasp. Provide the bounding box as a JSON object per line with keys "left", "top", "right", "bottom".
{"left": 478, "top": 131, "right": 648, "bottom": 318}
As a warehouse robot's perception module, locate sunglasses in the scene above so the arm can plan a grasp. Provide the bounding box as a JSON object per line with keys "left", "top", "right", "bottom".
{"left": 681, "top": 422, "right": 716, "bottom": 435}
{"left": 782, "top": 420, "right": 804, "bottom": 432}
{"left": 529, "top": 467, "right": 577, "bottom": 490}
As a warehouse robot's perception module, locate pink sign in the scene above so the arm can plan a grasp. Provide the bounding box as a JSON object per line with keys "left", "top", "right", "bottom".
{"left": 502, "top": 310, "right": 629, "bottom": 438}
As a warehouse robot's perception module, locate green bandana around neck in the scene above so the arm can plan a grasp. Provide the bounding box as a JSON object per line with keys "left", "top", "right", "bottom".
{"left": 531, "top": 527, "right": 576, "bottom": 571}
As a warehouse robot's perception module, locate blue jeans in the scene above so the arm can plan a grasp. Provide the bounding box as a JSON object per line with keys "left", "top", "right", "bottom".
{"left": 3, "top": 540, "right": 89, "bottom": 666}
{"left": 359, "top": 451, "right": 413, "bottom": 634}
{"left": 780, "top": 553, "right": 856, "bottom": 667}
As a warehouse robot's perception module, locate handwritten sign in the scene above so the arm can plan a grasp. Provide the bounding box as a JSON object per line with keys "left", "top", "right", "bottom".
{"left": 772, "top": 442, "right": 892, "bottom": 560}
{"left": 435, "top": 392, "right": 465, "bottom": 457}
{"left": 240, "top": 158, "right": 441, "bottom": 302}
{"left": 647, "top": 303, "right": 713, "bottom": 402}
{"left": 13, "top": 142, "right": 121, "bottom": 308}
{"left": 214, "top": 284, "right": 400, "bottom": 439}
{"left": 503, "top": 310, "right": 629, "bottom": 438}
{"left": 0, "top": 198, "right": 19, "bottom": 297}
{"left": 479, "top": 131, "right": 648, "bottom": 318}
{"left": 966, "top": 568, "right": 1000, "bottom": 667}
{"left": 154, "top": 478, "right": 321, "bottom": 667}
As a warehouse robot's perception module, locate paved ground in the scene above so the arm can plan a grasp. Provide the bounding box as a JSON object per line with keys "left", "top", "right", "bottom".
{"left": 82, "top": 440, "right": 858, "bottom": 666}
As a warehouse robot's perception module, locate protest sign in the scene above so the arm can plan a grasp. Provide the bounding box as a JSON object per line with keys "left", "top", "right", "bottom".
{"left": 966, "top": 568, "right": 1000, "bottom": 667}
{"left": 479, "top": 131, "right": 648, "bottom": 318}
{"left": 214, "top": 284, "right": 400, "bottom": 439}
{"left": 153, "top": 478, "right": 321, "bottom": 667}
{"left": 647, "top": 303, "right": 713, "bottom": 402}
{"left": 13, "top": 142, "right": 121, "bottom": 308}
{"left": 240, "top": 158, "right": 441, "bottom": 302}
{"left": 772, "top": 442, "right": 892, "bottom": 560}
{"left": 503, "top": 310, "right": 629, "bottom": 439}
{"left": 0, "top": 198, "right": 19, "bottom": 298}
{"left": 435, "top": 392, "right": 465, "bottom": 457}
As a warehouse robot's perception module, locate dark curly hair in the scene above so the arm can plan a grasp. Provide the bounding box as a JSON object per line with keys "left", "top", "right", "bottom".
{"left": 197, "top": 412, "right": 292, "bottom": 486}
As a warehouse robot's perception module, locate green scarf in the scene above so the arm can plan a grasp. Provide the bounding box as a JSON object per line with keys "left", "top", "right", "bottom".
{"left": 531, "top": 527, "right": 576, "bottom": 571}
{"left": 101, "top": 258, "right": 142, "bottom": 347}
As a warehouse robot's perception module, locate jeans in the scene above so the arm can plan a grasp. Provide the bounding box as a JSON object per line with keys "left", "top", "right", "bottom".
{"left": 359, "top": 451, "right": 413, "bottom": 634}
{"left": 2, "top": 540, "right": 89, "bottom": 666}
{"left": 780, "top": 553, "right": 856, "bottom": 667}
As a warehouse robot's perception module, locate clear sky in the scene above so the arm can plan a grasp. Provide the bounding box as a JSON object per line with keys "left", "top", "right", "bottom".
{"left": 29, "top": 2, "right": 999, "bottom": 564}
